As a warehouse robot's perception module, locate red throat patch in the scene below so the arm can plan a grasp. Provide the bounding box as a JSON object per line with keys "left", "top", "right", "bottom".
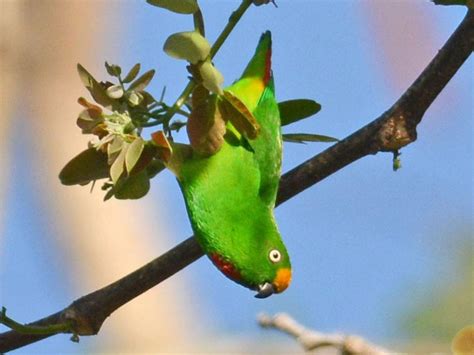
{"left": 210, "top": 253, "right": 242, "bottom": 281}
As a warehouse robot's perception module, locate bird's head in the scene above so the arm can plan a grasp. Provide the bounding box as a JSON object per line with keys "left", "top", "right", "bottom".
{"left": 208, "top": 230, "right": 291, "bottom": 298}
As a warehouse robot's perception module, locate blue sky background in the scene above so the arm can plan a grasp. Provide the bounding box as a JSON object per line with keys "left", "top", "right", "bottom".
{"left": 1, "top": 1, "right": 472, "bottom": 352}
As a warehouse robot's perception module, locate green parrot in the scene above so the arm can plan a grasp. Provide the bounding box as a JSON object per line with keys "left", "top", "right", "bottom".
{"left": 167, "top": 31, "right": 291, "bottom": 298}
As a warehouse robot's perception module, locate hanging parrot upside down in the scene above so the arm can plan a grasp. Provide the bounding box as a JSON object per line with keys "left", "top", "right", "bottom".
{"left": 160, "top": 31, "right": 291, "bottom": 298}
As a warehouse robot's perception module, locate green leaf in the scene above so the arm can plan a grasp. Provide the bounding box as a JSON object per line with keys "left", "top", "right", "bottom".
{"left": 127, "top": 91, "right": 143, "bottom": 106}
{"left": 107, "top": 136, "right": 124, "bottom": 164}
{"left": 220, "top": 90, "right": 260, "bottom": 139}
{"left": 146, "top": 159, "right": 166, "bottom": 179}
{"left": 164, "top": 31, "right": 211, "bottom": 64}
{"left": 282, "top": 133, "right": 338, "bottom": 144}
{"left": 110, "top": 144, "right": 128, "bottom": 183}
{"left": 103, "top": 188, "right": 115, "bottom": 202}
{"left": 279, "top": 99, "right": 322, "bottom": 126}
{"left": 77, "top": 64, "right": 114, "bottom": 108}
{"left": 114, "top": 170, "right": 151, "bottom": 200}
{"left": 146, "top": 0, "right": 198, "bottom": 14}
{"left": 129, "top": 69, "right": 155, "bottom": 92}
{"left": 59, "top": 148, "right": 109, "bottom": 185}
{"left": 125, "top": 138, "right": 145, "bottom": 173}
{"left": 127, "top": 144, "right": 157, "bottom": 174}
{"left": 105, "top": 62, "right": 122, "bottom": 77}
{"left": 199, "top": 61, "right": 224, "bottom": 95}
{"left": 76, "top": 108, "right": 103, "bottom": 134}
{"left": 187, "top": 85, "right": 226, "bottom": 155}
{"left": 106, "top": 84, "right": 124, "bottom": 99}
{"left": 432, "top": 0, "right": 468, "bottom": 5}
{"left": 141, "top": 91, "right": 158, "bottom": 106}
{"left": 122, "top": 63, "right": 141, "bottom": 83}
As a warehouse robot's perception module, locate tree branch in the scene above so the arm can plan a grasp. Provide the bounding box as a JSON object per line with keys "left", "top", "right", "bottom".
{"left": 1, "top": 8, "right": 472, "bottom": 353}
{"left": 258, "top": 313, "right": 391, "bottom": 354}
{"left": 277, "top": 8, "right": 473, "bottom": 204}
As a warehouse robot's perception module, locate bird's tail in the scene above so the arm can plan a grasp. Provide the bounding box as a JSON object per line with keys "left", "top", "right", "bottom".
{"left": 239, "top": 31, "right": 272, "bottom": 86}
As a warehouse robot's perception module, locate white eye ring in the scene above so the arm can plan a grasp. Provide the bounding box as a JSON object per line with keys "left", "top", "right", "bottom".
{"left": 269, "top": 249, "right": 281, "bottom": 263}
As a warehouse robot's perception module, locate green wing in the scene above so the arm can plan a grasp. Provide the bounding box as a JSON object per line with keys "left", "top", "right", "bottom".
{"left": 248, "top": 78, "right": 281, "bottom": 207}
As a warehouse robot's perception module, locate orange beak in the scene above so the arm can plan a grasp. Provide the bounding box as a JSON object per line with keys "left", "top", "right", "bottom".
{"left": 273, "top": 267, "right": 292, "bottom": 293}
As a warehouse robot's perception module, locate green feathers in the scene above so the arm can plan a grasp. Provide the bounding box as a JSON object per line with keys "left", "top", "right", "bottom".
{"left": 175, "top": 32, "right": 291, "bottom": 297}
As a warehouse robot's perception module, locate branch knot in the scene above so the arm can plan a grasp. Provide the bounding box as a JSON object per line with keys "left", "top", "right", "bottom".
{"left": 62, "top": 305, "right": 100, "bottom": 336}
{"left": 377, "top": 112, "right": 417, "bottom": 151}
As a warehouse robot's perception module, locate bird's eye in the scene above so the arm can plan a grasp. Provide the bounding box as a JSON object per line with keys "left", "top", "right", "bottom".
{"left": 268, "top": 249, "right": 281, "bottom": 263}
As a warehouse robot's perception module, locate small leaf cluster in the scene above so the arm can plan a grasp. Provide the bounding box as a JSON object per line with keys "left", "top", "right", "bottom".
{"left": 61, "top": 62, "right": 167, "bottom": 200}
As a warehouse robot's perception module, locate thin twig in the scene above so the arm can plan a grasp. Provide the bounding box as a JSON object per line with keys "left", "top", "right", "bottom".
{"left": 164, "top": 0, "right": 253, "bottom": 126}
{"left": 0, "top": 308, "right": 72, "bottom": 336}
{"left": 258, "top": 313, "right": 391, "bottom": 354}
{"left": 0, "top": 8, "right": 472, "bottom": 354}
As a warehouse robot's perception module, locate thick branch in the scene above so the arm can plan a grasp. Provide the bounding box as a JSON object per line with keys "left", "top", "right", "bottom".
{"left": 1, "top": 9, "right": 472, "bottom": 353}
{"left": 278, "top": 8, "right": 473, "bottom": 204}
{"left": 0, "top": 237, "right": 203, "bottom": 351}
